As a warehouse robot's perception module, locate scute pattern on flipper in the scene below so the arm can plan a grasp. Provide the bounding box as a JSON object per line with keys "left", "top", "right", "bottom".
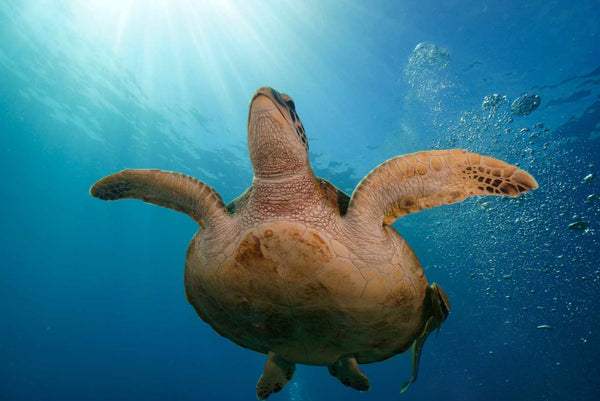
{"left": 460, "top": 152, "right": 535, "bottom": 196}
{"left": 347, "top": 149, "right": 538, "bottom": 226}
{"left": 90, "top": 169, "right": 229, "bottom": 227}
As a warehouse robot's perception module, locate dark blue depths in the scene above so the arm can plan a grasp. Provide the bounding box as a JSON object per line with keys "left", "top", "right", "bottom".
{"left": 1, "top": 1, "right": 599, "bottom": 400}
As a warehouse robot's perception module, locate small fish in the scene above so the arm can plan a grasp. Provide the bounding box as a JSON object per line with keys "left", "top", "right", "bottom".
{"left": 537, "top": 324, "right": 553, "bottom": 330}
{"left": 583, "top": 173, "right": 595, "bottom": 183}
{"left": 568, "top": 221, "right": 590, "bottom": 231}
{"left": 585, "top": 194, "right": 599, "bottom": 203}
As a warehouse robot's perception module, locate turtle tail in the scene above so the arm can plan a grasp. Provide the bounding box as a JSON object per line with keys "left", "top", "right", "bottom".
{"left": 90, "top": 169, "right": 231, "bottom": 228}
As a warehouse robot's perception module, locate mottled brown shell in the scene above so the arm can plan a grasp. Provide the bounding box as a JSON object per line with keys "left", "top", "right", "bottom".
{"left": 184, "top": 220, "right": 429, "bottom": 366}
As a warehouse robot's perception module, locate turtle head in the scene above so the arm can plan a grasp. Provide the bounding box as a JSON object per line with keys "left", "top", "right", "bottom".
{"left": 247, "top": 87, "right": 310, "bottom": 179}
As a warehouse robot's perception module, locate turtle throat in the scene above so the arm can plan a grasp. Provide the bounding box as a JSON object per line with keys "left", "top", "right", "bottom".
{"left": 247, "top": 88, "right": 310, "bottom": 179}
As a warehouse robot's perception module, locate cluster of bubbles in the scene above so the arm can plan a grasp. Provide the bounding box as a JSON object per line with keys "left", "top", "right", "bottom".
{"left": 510, "top": 94, "right": 542, "bottom": 117}
{"left": 481, "top": 93, "right": 507, "bottom": 114}
{"left": 404, "top": 42, "right": 454, "bottom": 108}
{"left": 400, "top": 41, "right": 599, "bottom": 395}
{"left": 408, "top": 42, "right": 451, "bottom": 70}
{"left": 424, "top": 89, "right": 598, "bottom": 316}
{"left": 286, "top": 380, "right": 306, "bottom": 401}
{"left": 482, "top": 93, "right": 542, "bottom": 118}
{"left": 402, "top": 43, "right": 598, "bottom": 340}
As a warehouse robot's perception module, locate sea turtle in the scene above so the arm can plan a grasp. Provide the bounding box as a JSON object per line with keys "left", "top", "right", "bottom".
{"left": 90, "top": 87, "right": 537, "bottom": 399}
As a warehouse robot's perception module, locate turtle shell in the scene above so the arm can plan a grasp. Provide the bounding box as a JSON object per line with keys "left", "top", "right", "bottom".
{"left": 184, "top": 220, "right": 429, "bottom": 366}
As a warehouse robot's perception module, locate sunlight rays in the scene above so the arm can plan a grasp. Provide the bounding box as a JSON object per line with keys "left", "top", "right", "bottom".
{"left": 60, "top": 0, "right": 380, "bottom": 153}
{"left": 113, "top": 0, "right": 133, "bottom": 55}
{"left": 63, "top": 0, "right": 334, "bottom": 101}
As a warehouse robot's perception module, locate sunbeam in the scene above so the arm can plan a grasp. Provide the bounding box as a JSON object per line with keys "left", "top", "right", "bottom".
{"left": 62, "top": 0, "right": 327, "bottom": 112}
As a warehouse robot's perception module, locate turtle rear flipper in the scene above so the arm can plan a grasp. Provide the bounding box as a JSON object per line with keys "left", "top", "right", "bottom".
{"left": 256, "top": 352, "right": 295, "bottom": 400}
{"left": 401, "top": 283, "right": 450, "bottom": 393}
{"left": 90, "top": 169, "right": 231, "bottom": 228}
{"left": 328, "top": 355, "right": 370, "bottom": 392}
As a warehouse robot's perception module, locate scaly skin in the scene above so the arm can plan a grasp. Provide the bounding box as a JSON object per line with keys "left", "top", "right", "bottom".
{"left": 90, "top": 87, "right": 537, "bottom": 399}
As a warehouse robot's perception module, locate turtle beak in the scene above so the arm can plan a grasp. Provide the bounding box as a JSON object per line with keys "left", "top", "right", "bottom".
{"left": 249, "top": 87, "right": 285, "bottom": 113}
{"left": 248, "top": 87, "right": 291, "bottom": 132}
{"left": 248, "top": 87, "right": 289, "bottom": 127}
{"left": 251, "top": 94, "right": 278, "bottom": 113}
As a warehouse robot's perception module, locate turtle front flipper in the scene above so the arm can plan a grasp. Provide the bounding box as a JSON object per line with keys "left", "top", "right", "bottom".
{"left": 401, "top": 283, "right": 450, "bottom": 393}
{"left": 345, "top": 149, "right": 537, "bottom": 228}
{"left": 90, "top": 169, "right": 231, "bottom": 228}
{"left": 328, "top": 355, "right": 370, "bottom": 392}
{"left": 256, "top": 352, "right": 295, "bottom": 400}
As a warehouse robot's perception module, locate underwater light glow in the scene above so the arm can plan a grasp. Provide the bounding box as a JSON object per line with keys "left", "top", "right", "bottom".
{"left": 52, "top": 0, "right": 369, "bottom": 134}
{"left": 65, "top": 0, "right": 254, "bottom": 53}
{"left": 60, "top": 0, "right": 303, "bottom": 109}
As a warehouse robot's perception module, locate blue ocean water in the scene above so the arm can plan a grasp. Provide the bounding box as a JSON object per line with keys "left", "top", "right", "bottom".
{"left": 1, "top": 1, "right": 599, "bottom": 400}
